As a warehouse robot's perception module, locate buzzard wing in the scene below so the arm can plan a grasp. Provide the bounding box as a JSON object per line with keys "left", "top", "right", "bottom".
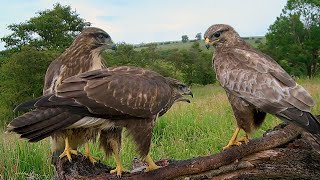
{"left": 37, "top": 67, "right": 173, "bottom": 119}
{"left": 215, "top": 47, "right": 317, "bottom": 130}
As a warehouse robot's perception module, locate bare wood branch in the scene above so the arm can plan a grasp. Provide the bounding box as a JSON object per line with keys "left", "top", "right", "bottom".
{"left": 54, "top": 124, "right": 320, "bottom": 180}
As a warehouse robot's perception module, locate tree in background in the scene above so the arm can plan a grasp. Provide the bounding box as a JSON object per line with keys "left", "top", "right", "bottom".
{"left": 1, "top": 3, "right": 90, "bottom": 52}
{"left": 260, "top": 0, "right": 320, "bottom": 78}
{"left": 181, "top": 35, "right": 189, "bottom": 43}
{"left": 0, "top": 4, "right": 89, "bottom": 126}
{"left": 0, "top": 46, "right": 58, "bottom": 126}
{"left": 195, "top": 33, "right": 202, "bottom": 41}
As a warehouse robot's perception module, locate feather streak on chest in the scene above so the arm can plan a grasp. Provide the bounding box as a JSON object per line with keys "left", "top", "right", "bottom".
{"left": 88, "top": 50, "right": 103, "bottom": 71}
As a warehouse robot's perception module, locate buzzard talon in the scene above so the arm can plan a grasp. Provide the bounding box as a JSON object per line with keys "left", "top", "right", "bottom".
{"left": 223, "top": 127, "right": 241, "bottom": 151}
{"left": 84, "top": 143, "right": 98, "bottom": 164}
{"left": 109, "top": 139, "right": 126, "bottom": 177}
{"left": 237, "top": 134, "right": 250, "bottom": 144}
{"left": 110, "top": 167, "right": 127, "bottom": 177}
{"left": 144, "top": 154, "right": 161, "bottom": 172}
{"left": 59, "top": 137, "right": 78, "bottom": 162}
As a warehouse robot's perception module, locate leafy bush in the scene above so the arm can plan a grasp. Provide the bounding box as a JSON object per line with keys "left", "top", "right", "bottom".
{"left": 0, "top": 46, "right": 58, "bottom": 125}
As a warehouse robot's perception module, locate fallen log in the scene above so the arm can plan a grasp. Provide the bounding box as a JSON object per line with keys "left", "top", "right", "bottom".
{"left": 54, "top": 123, "right": 320, "bottom": 180}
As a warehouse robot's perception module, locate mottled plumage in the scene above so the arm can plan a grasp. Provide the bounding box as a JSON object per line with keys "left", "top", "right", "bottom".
{"left": 8, "top": 66, "right": 192, "bottom": 173}
{"left": 18, "top": 27, "right": 114, "bottom": 163}
{"left": 204, "top": 24, "right": 320, "bottom": 149}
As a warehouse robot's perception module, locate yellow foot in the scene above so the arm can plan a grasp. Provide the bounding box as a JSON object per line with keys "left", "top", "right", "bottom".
{"left": 222, "top": 141, "right": 242, "bottom": 151}
{"left": 237, "top": 135, "right": 249, "bottom": 144}
{"left": 144, "top": 154, "right": 161, "bottom": 172}
{"left": 145, "top": 164, "right": 161, "bottom": 172}
{"left": 110, "top": 166, "right": 127, "bottom": 177}
{"left": 59, "top": 148, "right": 78, "bottom": 162}
{"left": 84, "top": 154, "right": 98, "bottom": 164}
{"left": 84, "top": 143, "right": 98, "bottom": 164}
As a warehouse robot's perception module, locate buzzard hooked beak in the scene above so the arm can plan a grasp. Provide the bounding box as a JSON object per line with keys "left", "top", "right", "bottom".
{"left": 185, "top": 91, "right": 193, "bottom": 98}
{"left": 176, "top": 90, "right": 193, "bottom": 103}
{"left": 205, "top": 38, "right": 219, "bottom": 49}
{"left": 205, "top": 38, "right": 211, "bottom": 49}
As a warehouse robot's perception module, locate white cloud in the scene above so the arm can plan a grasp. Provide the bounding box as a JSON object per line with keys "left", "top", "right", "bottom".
{"left": 0, "top": 0, "right": 287, "bottom": 50}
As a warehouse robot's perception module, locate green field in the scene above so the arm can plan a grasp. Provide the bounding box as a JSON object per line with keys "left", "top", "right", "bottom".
{"left": 1, "top": 78, "right": 319, "bottom": 179}
{"left": 133, "top": 36, "right": 266, "bottom": 51}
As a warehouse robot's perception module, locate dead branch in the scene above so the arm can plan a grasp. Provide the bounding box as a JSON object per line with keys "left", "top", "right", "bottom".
{"left": 54, "top": 123, "right": 320, "bottom": 180}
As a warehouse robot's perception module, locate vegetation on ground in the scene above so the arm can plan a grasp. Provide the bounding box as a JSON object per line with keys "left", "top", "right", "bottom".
{"left": 0, "top": 0, "right": 319, "bottom": 179}
{"left": 1, "top": 79, "right": 319, "bottom": 179}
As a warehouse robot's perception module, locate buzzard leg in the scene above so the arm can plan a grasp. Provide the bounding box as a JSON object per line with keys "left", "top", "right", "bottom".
{"left": 110, "top": 139, "right": 126, "bottom": 177}
{"left": 84, "top": 143, "right": 98, "bottom": 164}
{"left": 222, "top": 127, "right": 242, "bottom": 151}
{"left": 59, "top": 137, "right": 78, "bottom": 161}
{"left": 145, "top": 154, "right": 161, "bottom": 172}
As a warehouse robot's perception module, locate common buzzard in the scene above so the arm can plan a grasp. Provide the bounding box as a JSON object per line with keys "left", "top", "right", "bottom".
{"left": 8, "top": 66, "right": 192, "bottom": 174}
{"left": 204, "top": 24, "right": 320, "bottom": 150}
{"left": 39, "top": 27, "right": 114, "bottom": 163}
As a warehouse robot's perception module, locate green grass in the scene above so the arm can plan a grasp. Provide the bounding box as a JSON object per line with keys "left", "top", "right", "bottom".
{"left": 1, "top": 79, "right": 319, "bottom": 179}
{"left": 133, "top": 36, "right": 266, "bottom": 51}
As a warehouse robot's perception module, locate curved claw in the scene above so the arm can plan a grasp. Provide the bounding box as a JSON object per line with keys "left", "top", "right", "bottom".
{"left": 145, "top": 164, "right": 161, "bottom": 172}
{"left": 223, "top": 133, "right": 250, "bottom": 151}
{"left": 237, "top": 135, "right": 250, "bottom": 144}
{"left": 85, "top": 154, "right": 98, "bottom": 164}
{"left": 59, "top": 137, "right": 78, "bottom": 162}
{"left": 144, "top": 154, "right": 161, "bottom": 172}
{"left": 59, "top": 148, "right": 78, "bottom": 162}
{"left": 110, "top": 166, "right": 127, "bottom": 177}
{"left": 222, "top": 141, "right": 242, "bottom": 151}
{"left": 84, "top": 143, "right": 98, "bottom": 164}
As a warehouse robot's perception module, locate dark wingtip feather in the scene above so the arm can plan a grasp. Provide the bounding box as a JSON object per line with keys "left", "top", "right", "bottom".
{"left": 14, "top": 97, "right": 42, "bottom": 112}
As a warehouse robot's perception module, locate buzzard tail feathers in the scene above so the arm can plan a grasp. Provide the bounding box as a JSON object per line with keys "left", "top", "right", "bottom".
{"left": 279, "top": 109, "right": 320, "bottom": 135}
{"left": 7, "top": 108, "right": 82, "bottom": 142}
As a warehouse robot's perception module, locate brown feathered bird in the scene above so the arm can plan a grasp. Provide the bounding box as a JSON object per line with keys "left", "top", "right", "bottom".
{"left": 204, "top": 24, "right": 320, "bottom": 150}
{"left": 8, "top": 66, "right": 193, "bottom": 175}
{"left": 38, "top": 27, "right": 114, "bottom": 163}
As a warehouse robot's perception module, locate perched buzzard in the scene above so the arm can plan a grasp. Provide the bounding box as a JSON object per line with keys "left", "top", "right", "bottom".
{"left": 204, "top": 24, "right": 320, "bottom": 150}
{"left": 8, "top": 66, "right": 192, "bottom": 175}
{"left": 40, "top": 27, "right": 114, "bottom": 163}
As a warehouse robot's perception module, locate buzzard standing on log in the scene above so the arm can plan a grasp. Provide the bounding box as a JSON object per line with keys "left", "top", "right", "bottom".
{"left": 7, "top": 66, "right": 193, "bottom": 175}
{"left": 204, "top": 24, "right": 320, "bottom": 150}
{"left": 27, "top": 27, "right": 114, "bottom": 164}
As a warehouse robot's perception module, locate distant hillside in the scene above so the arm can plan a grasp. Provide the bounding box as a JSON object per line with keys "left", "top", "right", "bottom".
{"left": 133, "top": 36, "right": 266, "bottom": 51}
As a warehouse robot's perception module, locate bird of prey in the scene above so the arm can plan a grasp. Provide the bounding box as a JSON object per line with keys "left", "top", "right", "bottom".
{"left": 40, "top": 27, "right": 115, "bottom": 163}
{"left": 8, "top": 66, "right": 193, "bottom": 175}
{"left": 204, "top": 24, "right": 320, "bottom": 150}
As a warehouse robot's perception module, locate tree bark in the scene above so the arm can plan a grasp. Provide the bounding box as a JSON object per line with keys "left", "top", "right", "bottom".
{"left": 54, "top": 123, "right": 320, "bottom": 180}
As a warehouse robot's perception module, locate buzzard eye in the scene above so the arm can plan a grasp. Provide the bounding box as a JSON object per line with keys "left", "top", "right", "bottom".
{"left": 213, "top": 32, "right": 221, "bottom": 38}
{"left": 98, "top": 34, "right": 104, "bottom": 39}
{"left": 178, "top": 85, "right": 186, "bottom": 91}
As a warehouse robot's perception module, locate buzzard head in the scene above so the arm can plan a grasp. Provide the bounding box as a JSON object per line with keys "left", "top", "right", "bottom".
{"left": 74, "top": 27, "right": 116, "bottom": 51}
{"left": 204, "top": 24, "right": 240, "bottom": 49}
{"left": 165, "top": 77, "right": 193, "bottom": 103}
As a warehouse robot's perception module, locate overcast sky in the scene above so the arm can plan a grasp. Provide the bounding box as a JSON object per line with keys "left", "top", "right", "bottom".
{"left": 0, "top": 0, "right": 287, "bottom": 50}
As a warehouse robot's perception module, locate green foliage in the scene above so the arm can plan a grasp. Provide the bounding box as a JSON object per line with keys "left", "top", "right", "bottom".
{"left": 195, "top": 33, "right": 202, "bottom": 40}
{"left": 0, "top": 3, "right": 90, "bottom": 51}
{"left": 0, "top": 47, "right": 58, "bottom": 126}
{"left": 259, "top": 0, "right": 320, "bottom": 78}
{"left": 103, "top": 42, "right": 216, "bottom": 85}
{"left": 181, "top": 35, "right": 189, "bottom": 43}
